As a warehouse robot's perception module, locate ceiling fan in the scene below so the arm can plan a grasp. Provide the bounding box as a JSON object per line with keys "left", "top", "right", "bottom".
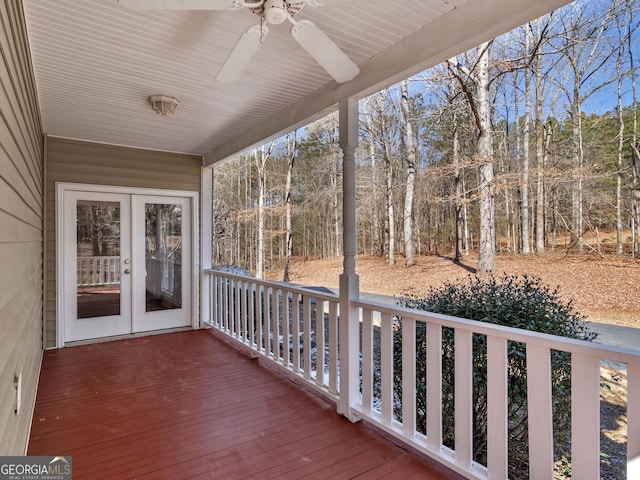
{"left": 116, "top": 0, "right": 360, "bottom": 84}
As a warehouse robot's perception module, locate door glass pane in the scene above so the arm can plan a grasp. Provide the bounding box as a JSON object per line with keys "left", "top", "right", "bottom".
{"left": 145, "top": 203, "right": 182, "bottom": 312}
{"left": 76, "top": 201, "right": 121, "bottom": 318}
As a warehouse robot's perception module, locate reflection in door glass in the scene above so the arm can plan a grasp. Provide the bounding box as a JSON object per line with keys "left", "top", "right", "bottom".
{"left": 76, "top": 201, "right": 121, "bottom": 319}
{"left": 145, "top": 203, "right": 182, "bottom": 312}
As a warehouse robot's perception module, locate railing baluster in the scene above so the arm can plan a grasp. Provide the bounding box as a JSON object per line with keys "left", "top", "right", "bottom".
{"left": 92, "top": 257, "right": 97, "bottom": 285}
{"left": 240, "top": 280, "right": 247, "bottom": 342}
{"left": 248, "top": 282, "right": 255, "bottom": 348}
{"left": 328, "top": 300, "right": 338, "bottom": 395}
{"left": 263, "top": 286, "right": 271, "bottom": 356}
{"left": 303, "top": 295, "right": 312, "bottom": 380}
{"left": 282, "top": 290, "right": 291, "bottom": 367}
{"left": 273, "top": 288, "right": 281, "bottom": 361}
{"left": 216, "top": 274, "right": 223, "bottom": 328}
{"left": 629, "top": 362, "right": 640, "bottom": 480}
{"left": 224, "top": 277, "right": 230, "bottom": 333}
{"left": 402, "top": 317, "right": 416, "bottom": 438}
{"left": 487, "top": 335, "right": 508, "bottom": 479}
{"left": 571, "top": 353, "right": 601, "bottom": 480}
{"left": 362, "top": 308, "right": 373, "bottom": 413}
{"left": 292, "top": 293, "right": 300, "bottom": 373}
{"left": 256, "top": 285, "right": 264, "bottom": 352}
{"left": 316, "top": 300, "right": 326, "bottom": 388}
{"left": 526, "top": 343, "right": 554, "bottom": 478}
{"left": 210, "top": 274, "right": 217, "bottom": 327}
{"left": 235, "top": 279, "right": 241, "bottom": 339}
{"left": 381, "top": 311, "right": 393, "bottom": 425}
{"left": 426, "top": 322, "right": 442, "bottom": 451}
{"left": 454, "top": 328, "right": 473, "bottom": 469}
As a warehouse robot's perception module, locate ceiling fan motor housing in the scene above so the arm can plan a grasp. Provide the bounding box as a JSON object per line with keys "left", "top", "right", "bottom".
{"left": 264, "top": 0, "right": 287, "bottom": 24}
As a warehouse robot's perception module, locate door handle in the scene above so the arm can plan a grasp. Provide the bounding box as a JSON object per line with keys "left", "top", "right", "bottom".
{"left": 124, "top": 259, "right": 131, "bottom": 264}
{"left": 124, "top": 268, "right": 131, "bottom": 274}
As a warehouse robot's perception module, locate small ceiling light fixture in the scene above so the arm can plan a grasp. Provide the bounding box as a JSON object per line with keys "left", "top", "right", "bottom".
{"left": 147, "top": 94, "right": 180, "bottom": 115}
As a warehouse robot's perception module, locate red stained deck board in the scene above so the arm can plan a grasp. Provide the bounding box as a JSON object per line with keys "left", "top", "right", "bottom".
{"left": 29, "top": 329, "right": 461, "bottom": 479}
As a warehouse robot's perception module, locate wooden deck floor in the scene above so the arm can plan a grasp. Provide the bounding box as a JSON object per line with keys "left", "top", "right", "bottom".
{"left": 28, "top": 330, "right": 461, "bottom": 479}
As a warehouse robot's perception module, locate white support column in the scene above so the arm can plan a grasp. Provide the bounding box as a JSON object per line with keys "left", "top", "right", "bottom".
{"left": 337, "top": 97, "right": 361, "bottom": 421}
{"left": 201, "top": 166, "right": 213, "bottom": 326}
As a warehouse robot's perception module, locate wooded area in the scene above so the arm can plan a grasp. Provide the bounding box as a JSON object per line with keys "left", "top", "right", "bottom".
{"left": 212, "top": 0, "right": 640, "bottom": 278}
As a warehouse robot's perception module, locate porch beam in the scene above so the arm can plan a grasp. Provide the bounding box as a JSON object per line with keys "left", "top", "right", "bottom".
{"left": 204, "top": 0, "right": 573, "bottom": 166}
{"left": 337, "top": 96, "right": 360, "bottom": 421}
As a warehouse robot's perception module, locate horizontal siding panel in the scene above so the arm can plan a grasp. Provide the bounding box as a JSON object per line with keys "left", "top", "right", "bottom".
{"left": 0, "top": 243, "right": 43, "bottom": 455}
{"left": 0, "top": 0, "right": 44, "bottom": 456}
{"left": 0, "top": 244, "right": 42, "bottom": 340}
{"left": 48, "top": 166, "right": 200, "bottom": 191}
{"left": 0, "top": 72, "right": 41, "bottom": 190}
{"left": 0, "top": 210, "right": 41, "bottom": 243}
{"left": 0, "top": 177, "right": 41, "bottom": 229}
{"left": 0, "top": 4, "right": 42, "bottom": 194}
{"left": 0, "top": 308, "right": 42, "bottom": 455}
{"left": 0, "top": 134, "right": 42, "bottom": 213}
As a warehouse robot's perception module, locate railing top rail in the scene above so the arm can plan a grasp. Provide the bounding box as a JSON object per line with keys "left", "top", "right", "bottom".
{"left": 204, "top": 269, "right": 339, "bottom": 303}
{"left": 354, "top": 298, "right": 640, "bottom": 366}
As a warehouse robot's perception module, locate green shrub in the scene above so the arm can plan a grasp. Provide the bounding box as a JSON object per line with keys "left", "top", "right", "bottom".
{"left": 392, "top": 274, "right": 596, "bottom": 479}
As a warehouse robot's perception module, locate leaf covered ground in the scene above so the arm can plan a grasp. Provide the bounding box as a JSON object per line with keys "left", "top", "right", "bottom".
{"left": 269, "top": 252, "right": 640, "bottom": 327}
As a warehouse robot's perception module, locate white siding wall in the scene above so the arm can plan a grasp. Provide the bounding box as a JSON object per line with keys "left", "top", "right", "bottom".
{"left": 0, "top": 0, "right": 44, "bottom": 455}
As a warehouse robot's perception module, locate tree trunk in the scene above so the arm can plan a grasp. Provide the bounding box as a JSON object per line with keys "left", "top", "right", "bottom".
{"left": 630, "top": 6, "right": 639, "bottom": 257}
{"left": 453, "top": 114, "right": 463, "bottom": 262}
{"left": 400, "top": 80, "right": 417, "bottom": 266}
{"left": 254, "top": 142, "right": 274, "bottom": 279}
{"left": 283, "top": 132, "right": 296, "bottom": 282}
{"left": 364, "top": 107, "right": 383, "bottom": 256}
{"left": 522, "top": 25, "right": 532, "bottom": 254}
{"left": 571, "top": 82, "right": 584, "bottom": 254}
{"left": 476, "top": 42, "right": 496, "bottom": 275}
{"left": 534, "top": 21, "right": 545, "bottom": 253}
{"left": 332, "top": 158, "right": 340, "bottom": 258}
{"left": 616, "top": 47, "right": 625, "bottom": 255}
{"left": 385, "top": 147, "right": 396, "bottom": 266}
{"left": 379, "top": 91, "right": 396, "bottom": 266}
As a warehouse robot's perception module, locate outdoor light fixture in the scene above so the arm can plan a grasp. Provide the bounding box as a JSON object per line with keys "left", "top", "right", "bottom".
{"left": 147, "top": 95, "right": 180, "bottom": 115}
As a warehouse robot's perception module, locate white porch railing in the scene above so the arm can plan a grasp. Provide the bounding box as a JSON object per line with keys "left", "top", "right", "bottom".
{"left": 204, "top": 270, "right": 640, "bottom": 480}
{"left": 77, "top": 256, "right": 120, "bottom": 287}
{"left": 206, "top": 270, "right": 340, "bottom": 399}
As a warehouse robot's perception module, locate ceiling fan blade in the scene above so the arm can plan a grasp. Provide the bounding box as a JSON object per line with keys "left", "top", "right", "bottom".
{"left": 290, "top": 20, "right": 359, "bottom": 83}
{"left": 116, "top": 0, "right": 239, "bottom": 10}
{"left": 216, "top": 24, "right": 268, "bottom": 83}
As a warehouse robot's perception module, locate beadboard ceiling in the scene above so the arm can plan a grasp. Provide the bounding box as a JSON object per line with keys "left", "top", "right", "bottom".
{"left": 22, "top": 0, "right": 572, "bottom": 164}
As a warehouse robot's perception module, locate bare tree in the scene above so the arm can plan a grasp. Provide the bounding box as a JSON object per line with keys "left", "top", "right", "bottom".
{"left": 522, "top": 25, "right": 533, "bottom": 254}
{"left": 363, "top": 98, "right": 384, "bottom": 256}
{"left": 370, "top": 90, "right": 397, "bottom": 265}
{"left": 449, "top": 41, "right": 496, "bottom": 275}
{"left": 254, "top": 142, "right": 275, "bottom": 279}
{"left": 400, "top": 79, "right": 417, "bottom": 266}
{"left": 629, "top": 0, "right": 639, "bottom": 256}
{"left": 283, "top": 131, "right": 297, "bottom": 281}
{"left": 558, "top": 1, "right": 620, "bottom": 252}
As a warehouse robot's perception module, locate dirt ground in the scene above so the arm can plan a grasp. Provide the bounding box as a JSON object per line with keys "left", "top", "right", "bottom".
{"left": 268, "top": 252, "right": 640, "bottom": 328}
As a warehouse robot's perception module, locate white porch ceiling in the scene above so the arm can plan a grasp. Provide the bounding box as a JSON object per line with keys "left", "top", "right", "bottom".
{"left": 22, "top": 0, "right": 573, "bottom": 165}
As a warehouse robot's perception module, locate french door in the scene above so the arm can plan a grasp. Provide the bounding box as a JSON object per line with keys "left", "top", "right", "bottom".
{"left": 61, "top": 187, "right": 193, "bottom": 343}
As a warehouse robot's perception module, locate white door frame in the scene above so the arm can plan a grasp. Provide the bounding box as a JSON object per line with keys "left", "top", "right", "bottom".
{"left": 56, "top": 182, "right": 200, "bottom": 348}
